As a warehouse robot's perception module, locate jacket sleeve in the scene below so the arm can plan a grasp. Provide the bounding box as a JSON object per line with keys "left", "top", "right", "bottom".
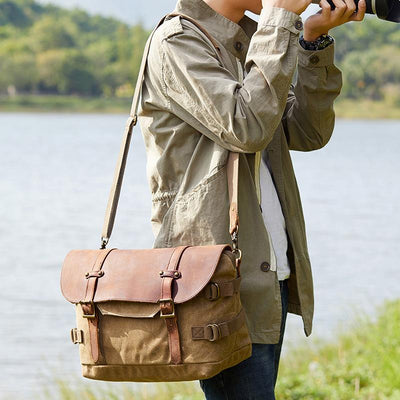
{"left": 282, "top": 43, "right": 343, "bottom": 152}
{"left": 160, "top": 7, "right": 303, "bottom": 153}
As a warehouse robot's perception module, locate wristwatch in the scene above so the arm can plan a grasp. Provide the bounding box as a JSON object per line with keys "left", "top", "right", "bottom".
{"left": 299, "top": 34, "right": 334, "bottom": 51}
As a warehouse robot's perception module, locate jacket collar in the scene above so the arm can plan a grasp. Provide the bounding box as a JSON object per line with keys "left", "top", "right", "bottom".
{"left": 173, "top": 0, "right": 257, "bottom": 62}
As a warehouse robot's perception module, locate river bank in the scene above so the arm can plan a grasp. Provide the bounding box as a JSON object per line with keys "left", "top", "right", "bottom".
{"left": 1, "top": 95, "right": 399, "bottom": 119}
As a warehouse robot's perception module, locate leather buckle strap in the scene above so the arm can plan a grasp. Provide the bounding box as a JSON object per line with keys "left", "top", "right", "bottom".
{"left": 191, "top": 308, "right": 246, "bottom": 342}
{"left": 160, "top": 246, "right": 190, "bottom": 364}
{"left": 207, "top": 324, "right": 221, "bottom": 342}
{"left": 205, "top": 276, "right": 242, "bottom": 301}
{"left": 159, "top": 298, "right": 175, "bottom": 318}
{"left": 81, "top": 301, "right": 96, "bottom": 319}
{"left": 207, "top": 282, "right": 221, "bottom": 301}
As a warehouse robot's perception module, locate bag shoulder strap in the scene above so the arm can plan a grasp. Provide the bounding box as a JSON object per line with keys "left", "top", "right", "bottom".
{"left": 100, "top": 13, "right": 240, "bottom": 250}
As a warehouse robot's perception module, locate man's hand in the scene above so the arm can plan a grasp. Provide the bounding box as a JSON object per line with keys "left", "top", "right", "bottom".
{"left": 262, "top": 0, "right": 312, "bottom": 15}
{"left": 304, "top": 0, "right": 366, "bottom": 41}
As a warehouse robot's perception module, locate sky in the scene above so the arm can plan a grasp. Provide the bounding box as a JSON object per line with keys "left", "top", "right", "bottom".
{"left": 36, "top": 0, "right": 318, "bottom": 28}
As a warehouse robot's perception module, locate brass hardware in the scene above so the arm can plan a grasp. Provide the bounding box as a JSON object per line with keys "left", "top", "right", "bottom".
{"left": 159, "top": 270, "right": 163, "bottom": 276}
{"left": 100, "top": 237, "right": 109, "bottom": 250}
{"left": 70, "top": 328, "right": 83, "bottom": 344}
{"left": 233, "top": 248, "right": 242, "bottom": 262}
{"left": 159, "top": 298, "right": 175, "bottom": 319}
{"left": 208, "top": 282, "right": 221, "bottom": 301}
{"left": 85, "top": 270, "right": 104, "bottom": 279}
{"left": 207, "top": 324, "right": 221, "bottom": 342}
{"left": 173, "top": 271, "right": 180, "bottom": 278}
{"left": 81, "top": 302, "right": 96, "bottom": 319}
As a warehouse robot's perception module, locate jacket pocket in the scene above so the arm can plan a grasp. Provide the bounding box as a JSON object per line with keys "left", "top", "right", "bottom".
{"left": 167, "top": 165, "right": 230, "bottom": 246}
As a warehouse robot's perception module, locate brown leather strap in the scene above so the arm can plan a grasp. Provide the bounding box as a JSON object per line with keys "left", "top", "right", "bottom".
{"left": 83, "top": 249, "right": 115, "bottom": 304}
{"left": 81, "top": 248, "right": 115, "bottom": 363}
{"left": 191, "top": 308, "right": 246, "bottom": 341}
{"left": 159, "top": 246, "right": 190, "bottom": 364}
{"left": 205, "top": 276, "right": 241, "bottom": 301}
{"left": 168, "top": 13, "right": 222, "bottom": 52}
{"left": 100, "top": 13, "right": 240, "bottom": 248}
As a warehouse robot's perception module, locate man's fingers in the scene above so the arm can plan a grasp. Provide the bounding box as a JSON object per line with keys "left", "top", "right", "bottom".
{"left": 331, "top": 0, "right": 348, "bottom": 17}
{"left": 319, "top": 0, "right": 332, "bottom": 17}
{"left": 342, "top": 0, "right": 357, "bottom": 18}
{"left": 350, "top": 0, "right": 366, "bottom": 21}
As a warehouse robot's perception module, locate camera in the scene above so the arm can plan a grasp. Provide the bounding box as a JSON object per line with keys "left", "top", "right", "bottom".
{"left": 311, "top": 0, "right": 400, "bottom": 22}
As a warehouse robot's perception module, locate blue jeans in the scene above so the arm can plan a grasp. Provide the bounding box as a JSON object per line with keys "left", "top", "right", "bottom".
{"left": 199, "top": 279, "right": 289, "bottom": 400}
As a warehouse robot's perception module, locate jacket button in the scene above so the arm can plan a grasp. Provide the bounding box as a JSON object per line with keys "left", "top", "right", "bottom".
{"left": 234, "top": 41, "right": 243, "bottom": 51}
{"left": 260, "top": 262, "right": 271, "bottom": 272}
{"left": 310, "top": 55, "right": 320, "bottom": 65}
{"left": 294, "top": 20, "right": 303, "bottom": 31}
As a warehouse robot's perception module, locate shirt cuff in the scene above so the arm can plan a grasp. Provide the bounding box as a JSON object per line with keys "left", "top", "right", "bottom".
{"left": 297, "top": 41, "right": 335, "bottom": 67}
{"left": 258, "top": 6, "right": 303, "bottom": 35}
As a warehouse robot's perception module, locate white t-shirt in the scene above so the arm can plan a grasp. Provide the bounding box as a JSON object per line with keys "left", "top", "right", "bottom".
{"left": 259, "top": 154, "right": 291, "bottom": 281}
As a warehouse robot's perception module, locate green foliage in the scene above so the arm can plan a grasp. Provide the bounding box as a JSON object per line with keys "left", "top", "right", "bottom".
{"left": 341, "top": 45, "right": 400, "bottom": 100}
{"left": 0, "top": 0, "right": 149, "bottom": 97}
{"left": 331, "top": 17, "right": 400, "bottom": 103}
{"left": 275, "top": 299, "right": 400, "bottom": 399}
{"left": 332, "top": 16, "right": 400, "bottom": 62}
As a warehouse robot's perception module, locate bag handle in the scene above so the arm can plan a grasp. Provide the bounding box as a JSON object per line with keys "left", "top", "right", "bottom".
{"left": 100, "top": 13, "right": 240, "bottom": 256}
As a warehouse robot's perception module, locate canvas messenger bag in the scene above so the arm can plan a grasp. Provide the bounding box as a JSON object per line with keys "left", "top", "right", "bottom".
{"left": 60, "top": 13, "right": 252, "bottom": 382}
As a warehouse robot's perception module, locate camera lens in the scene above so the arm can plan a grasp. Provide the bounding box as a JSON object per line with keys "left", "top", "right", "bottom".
{"left": 311, "top": 0, "right": 400, "bottom": 22}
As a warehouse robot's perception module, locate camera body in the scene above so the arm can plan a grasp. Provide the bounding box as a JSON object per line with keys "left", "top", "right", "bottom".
{"left": 311, "top": 0, "right": 400, "bottom": 22}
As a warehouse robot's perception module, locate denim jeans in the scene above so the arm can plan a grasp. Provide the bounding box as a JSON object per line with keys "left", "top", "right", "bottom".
{"left": 199, "top": 279, "right": 289, "bottom": 400}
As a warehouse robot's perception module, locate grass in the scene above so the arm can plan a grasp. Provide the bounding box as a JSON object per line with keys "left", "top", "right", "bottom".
{"left": 36, "top": 299, "right": 400, "bottom": 400}
{"left": 275, "top": 299, "right": 400, "bottom": 399}
{"left": 0, "top": 94, "right": 131, "bottom": 113}
{"left": 334, "top": 99, "right": 400, "bottom": 120}
{"left": 0, "top": 95, "right": 399, "bottom": 119}
{"left": 40, "top": 381, "right": 204, "bottom": 400}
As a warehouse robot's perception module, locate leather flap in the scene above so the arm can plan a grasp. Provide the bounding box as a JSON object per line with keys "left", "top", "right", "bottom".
{"left": 61, "top": 245, "right": 232, "bottom": 305}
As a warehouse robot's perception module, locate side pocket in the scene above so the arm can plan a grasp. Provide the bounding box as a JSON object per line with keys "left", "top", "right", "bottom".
{"left": 168, "top": 165, "right": 230, "bottom": 246}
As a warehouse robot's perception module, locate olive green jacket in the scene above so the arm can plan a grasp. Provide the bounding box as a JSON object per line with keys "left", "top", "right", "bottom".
{"left": 138, "top": 0, "right": 342, "bottom": 343}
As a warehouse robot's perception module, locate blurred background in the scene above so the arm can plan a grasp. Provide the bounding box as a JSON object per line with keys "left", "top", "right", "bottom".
{"left": 0, "top": 1, "right": 399, "bottom": 399}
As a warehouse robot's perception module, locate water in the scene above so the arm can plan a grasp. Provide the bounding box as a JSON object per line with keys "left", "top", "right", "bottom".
{"left": 0, "top": 113, "right": 399, "bottom": 398}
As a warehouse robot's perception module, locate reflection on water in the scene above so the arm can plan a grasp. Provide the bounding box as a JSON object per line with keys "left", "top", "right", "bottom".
{"left": 0, "top": 113, "right": 399, "bottom": 398}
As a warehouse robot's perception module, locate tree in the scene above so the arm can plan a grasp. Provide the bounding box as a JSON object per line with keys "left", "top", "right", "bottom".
{"left": 30, "top": 15, "right": 75, "bottom": 52}
{"left": 36, "top": 49, "right": 100, "bottom": 95}
{"left": 341, "top": 45, "right": 400, "bottom": 100}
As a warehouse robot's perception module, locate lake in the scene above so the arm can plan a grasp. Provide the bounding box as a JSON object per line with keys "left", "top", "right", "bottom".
{"left": 0, "top": 113, "right": 399, "bottom": 399}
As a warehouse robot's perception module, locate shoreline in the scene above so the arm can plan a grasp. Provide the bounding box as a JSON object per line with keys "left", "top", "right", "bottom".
{"left": 1, "top": 95, "right": 399, "bottom": 119}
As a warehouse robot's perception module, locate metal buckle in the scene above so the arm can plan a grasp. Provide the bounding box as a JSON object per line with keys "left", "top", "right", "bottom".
{"left": 159, "top": 298, "right": 175, "bottom": 319}
{"left": 208, "top": 282, "right": 221, "bottom": 301}
{"left": 70, "top": 328, "right": 83, "bottom": 344}
{"left": 81, "top": 301, "right": 96, "bottom": 319}
{"left": 100, "top": 237, "right": 109, "bottom": 250}
{"left": 206, "top": 324, "right": 221, "bottom": 342}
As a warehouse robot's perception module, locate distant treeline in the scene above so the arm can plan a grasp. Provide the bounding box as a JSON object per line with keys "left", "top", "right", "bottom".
{"left": 0, "top": 0, "right": 149, "bottom": 97}
{"left": 0, "top": 0, "right": 399, "bottom": 103}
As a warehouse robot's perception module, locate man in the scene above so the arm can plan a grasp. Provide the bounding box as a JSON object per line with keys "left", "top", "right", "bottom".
{"left": 138, "top": 0, "right": 365, "bottom": 398}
